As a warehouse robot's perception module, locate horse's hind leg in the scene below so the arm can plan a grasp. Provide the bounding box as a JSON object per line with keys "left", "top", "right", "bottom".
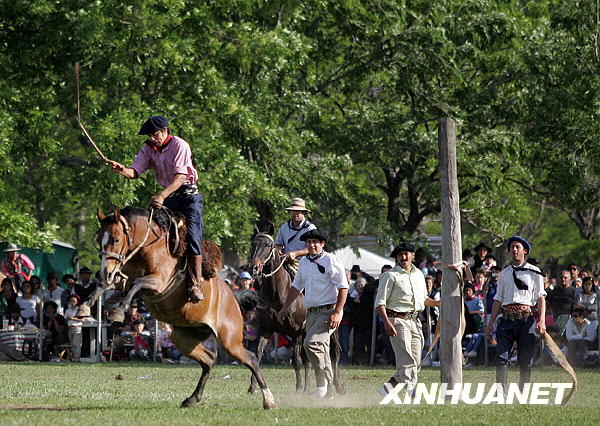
{"left": 248, "top": 335, "right": 269, "bottom": 395}
{"left": 220, "top": 327, "right": 276, "bottom": 409}
{"left": 330, "top": 329, "right": 347, "bottom": 394}
{"left": 171, "top": 326, "right": 216, "bottom": 408}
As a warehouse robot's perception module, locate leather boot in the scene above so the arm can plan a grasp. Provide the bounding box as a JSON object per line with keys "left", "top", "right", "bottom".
{"left": 496, "top": 365, "right": 508, "bottom": 397}
{"left": 519, "top": 366, "right": 531, "bottom": 391}
{"left": 187, "top": 255, "right": 204, "bottom": 302}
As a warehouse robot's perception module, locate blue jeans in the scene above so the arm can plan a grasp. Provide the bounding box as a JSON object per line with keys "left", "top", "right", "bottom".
{"left": 465, "top": 333, "right": 484, "bottom": 353}
{"left": 164, "top": 192, "right": 204, "bottom": 255}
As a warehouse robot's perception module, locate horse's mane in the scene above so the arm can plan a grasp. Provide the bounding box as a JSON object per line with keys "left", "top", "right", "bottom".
{"left": 100, "top": 206, "right": 173, "bottom": 230}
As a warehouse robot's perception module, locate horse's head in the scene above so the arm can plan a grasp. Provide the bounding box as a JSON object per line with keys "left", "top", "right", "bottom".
{"left": 97, "top": 208, "right": 133, "bottom": 289}
{"left": 250, "top": 231, "right": 277, "bottom": 276}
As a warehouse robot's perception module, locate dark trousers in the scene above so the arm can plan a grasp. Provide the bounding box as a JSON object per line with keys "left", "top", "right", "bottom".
{"left": 495, "top": 316, "right": 536, "bottom": 367}
{"left": 164, "top": 192, "right": 204, "bottom": 255}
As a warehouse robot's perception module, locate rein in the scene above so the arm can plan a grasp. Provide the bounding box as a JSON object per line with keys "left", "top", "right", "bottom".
{"left": 252, "top": 233, "right": 286, "bottom": 278}
{"left": 100, "top": 208, "right": 155, "bottom": 281}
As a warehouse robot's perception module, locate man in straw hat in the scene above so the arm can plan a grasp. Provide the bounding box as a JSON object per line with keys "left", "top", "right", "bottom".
{"left": 275, "top": 197, "right": 316, "bottom": 276}
{"left": 1, "top": 243, "right": 35, "bottom": 290}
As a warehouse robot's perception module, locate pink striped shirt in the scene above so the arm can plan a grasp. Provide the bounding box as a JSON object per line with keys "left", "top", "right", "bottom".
{"left": 130, "top": 136, "right": 198, "bottom": 188}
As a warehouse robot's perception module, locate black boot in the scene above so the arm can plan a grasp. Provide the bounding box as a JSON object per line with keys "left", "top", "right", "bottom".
{"left": 187, "top": 255, "right": 204, "bottom": 302}
{"left": 496, "top": 365, "right": 508, "bottom": 397}
{"left": 519, "top": 366, "right": 531, "bottom": 391}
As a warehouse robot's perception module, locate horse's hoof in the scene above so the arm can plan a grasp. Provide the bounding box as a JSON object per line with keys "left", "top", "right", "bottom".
{"left": 335, "top": 383, "right": 347, "bottom": 395}
{"left": 181, "top": 398, "right": 196, "bottom": 408}
{"left": 247, "top": 387, "right": 258, "bottom": 395}
{"left": 263, "top": 401, "right": 277, "bottom": 410}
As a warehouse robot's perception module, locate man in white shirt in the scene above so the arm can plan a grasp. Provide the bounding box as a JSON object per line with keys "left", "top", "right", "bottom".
{"left": 486, "top": 235, "right": 546, "bottom": 393}
{"left": 277, "top": 229, "right": 348, "bottom": 398}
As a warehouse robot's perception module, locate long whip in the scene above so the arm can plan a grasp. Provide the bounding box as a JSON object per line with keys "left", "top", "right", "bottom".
{"left": 73, "top": 63, "right": 109, "bottom": 162}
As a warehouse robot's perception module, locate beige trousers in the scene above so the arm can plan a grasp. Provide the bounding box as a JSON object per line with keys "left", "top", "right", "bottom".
{"left": 389, "top": 317, "right": 423, "bottom": 388}
{"left": 304, "top": 309, "right": 334, "bottom": 386}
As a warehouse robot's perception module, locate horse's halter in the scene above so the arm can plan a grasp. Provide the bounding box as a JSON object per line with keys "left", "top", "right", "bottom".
{"left": 99, "top": 209, "right": 155, "bottom": 286}
{"left": 251, "top": 232, "right": 285, "bottom": 278}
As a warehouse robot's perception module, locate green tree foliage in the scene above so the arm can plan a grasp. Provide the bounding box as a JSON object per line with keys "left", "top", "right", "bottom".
{"left": 0, "top": 0, "right": 594, "bottom": 269}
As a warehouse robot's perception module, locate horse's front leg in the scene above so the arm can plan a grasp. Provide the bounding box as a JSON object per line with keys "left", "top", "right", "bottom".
{"left": 119, "top": 272, "right": 164, "bottom": 312}
{"left": 248, "top": 335, "right": 269, "bottom": 394}
{"left": 77, "top": 284, "right": 114, "bottom": 317}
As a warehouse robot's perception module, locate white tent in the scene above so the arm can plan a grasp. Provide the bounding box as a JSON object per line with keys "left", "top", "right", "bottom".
{"left": 333, "top": 246, "right": 392, "bottom": 278}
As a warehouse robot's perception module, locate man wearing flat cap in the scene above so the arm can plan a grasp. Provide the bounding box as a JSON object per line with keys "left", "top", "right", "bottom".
{"left": 277, "top": 229, "right": 348, "bottom": 399}
{"left": 375, "top": 242, "right": 440, "bottom": 396}
{"left": 275, "top": 198, "right": 316, "bottom": 276}
{"left": 107, "top": 115, "right": 205, "bottom": 302}
{"left": 486, "top": 235, "right": 546, "bottom": 395}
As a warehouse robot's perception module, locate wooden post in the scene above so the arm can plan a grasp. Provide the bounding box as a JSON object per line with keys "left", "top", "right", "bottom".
{"left": 438, "top": 117, "right": 463, "bottom": 388}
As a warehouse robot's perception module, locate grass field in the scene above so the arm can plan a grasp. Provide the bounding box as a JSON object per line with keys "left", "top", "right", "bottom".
{"left": 0, "top": 362, "right": 598, "bottom": 425}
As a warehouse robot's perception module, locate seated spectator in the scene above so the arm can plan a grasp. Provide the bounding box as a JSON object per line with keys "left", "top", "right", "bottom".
{"left": 30, "top": 275, "right": 43, "bottom": 298}
{"left": 156, "top": 322, "right": 182, "bottom": 363}
{"left": 61, "top": 274, "right": 78, "bottom": 308}
{"left": 44, "top": 273, "right": 66, "bottom": 315}
{"left": 1, "top": 277, "right": 18, "bottom": 323}
{"left": 122, "top": 303, "right": 145, "bottom": 332}
{"left": 463, "top": 303, "right": 484, "bottom": 361}
{"left": 64, "top": 294, "right": 84, "bottom": 362}
{"left": 7, "top": 303, "right": 25, "bottom": 328}
{"left": 471, "top": 269, "right": 486, "bottom": 297}
{"left": 1, "top": 244, "right": 35, "bottom": 291}
{"left": 129, "top": 319, "right": 151, "bottom": 361}
{"left": 75, "top": 267, "right": 98, "bottom": 303}
{"left": 575, "top": 277, "right": 598, "bottom": 321}
{"left": 565, "top": 308, "right": 591, "bottom": 368}
{"left": 238, "top": 271, "right": 254, "bottom": 291}
{"left": 472, "top": 242, "right": 492, "bottom": 270}
{"left": 483, "top": 254, "right": 497, "bottom": 270}
{"left": 547, "top": 270, "right": 575, "bottom": 320}
{"left": 421, "top": 257, "right": 439, "bottom": 277}
{"left": 15, "top": 281, "right": 41, "bottom": 325}
{"left": 42, "top": 301, "right": 68, "bottom": 357}
{"left": 464, "top": 285, "right": 484, "bottom": 317}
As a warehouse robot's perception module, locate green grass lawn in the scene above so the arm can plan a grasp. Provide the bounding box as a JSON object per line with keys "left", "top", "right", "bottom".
{"left": 0, "top": 362, "right": 597, "bottom": 425}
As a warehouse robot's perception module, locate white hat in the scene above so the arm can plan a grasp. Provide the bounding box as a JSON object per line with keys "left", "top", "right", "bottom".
{"left": 285, "top": 197, "right": 310, "bottom": 212}
{"left": 3, "top": 243, "right": 21, "bottom": 252}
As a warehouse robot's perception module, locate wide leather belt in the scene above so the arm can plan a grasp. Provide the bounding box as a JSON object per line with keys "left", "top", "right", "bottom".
{"left": 307, "top": 304, "right": 335, "bottom": 313}
{"left": 502, "top": 311, "right": 531, "bottom": 320}
{"left": 169, "top": 184, "right": 199, "bottom": 198}
{"left": 386, "top": 309, "right": 419, "bottom": 320}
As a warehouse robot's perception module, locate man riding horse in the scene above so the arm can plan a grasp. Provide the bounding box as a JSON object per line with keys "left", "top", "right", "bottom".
{"left": 107, "top": 115, "right": 204, "bottom": 302}
{"left": 275, "top": 197, "right": 316, "bottom": 278}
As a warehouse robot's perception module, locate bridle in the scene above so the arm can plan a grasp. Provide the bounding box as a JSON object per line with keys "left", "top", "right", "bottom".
{"left": 99, "top": 208, "right": 155, "bottom": 285}
{"left": 251, "top": 232, "right": 286, "bottom": 278}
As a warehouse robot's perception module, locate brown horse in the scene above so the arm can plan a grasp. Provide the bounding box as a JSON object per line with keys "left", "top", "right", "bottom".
{"left": 248, "top": 228, "right": 346, "bottom": 395}
{"left": 82, "top": 206, "right": 276, "bottom": 410}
